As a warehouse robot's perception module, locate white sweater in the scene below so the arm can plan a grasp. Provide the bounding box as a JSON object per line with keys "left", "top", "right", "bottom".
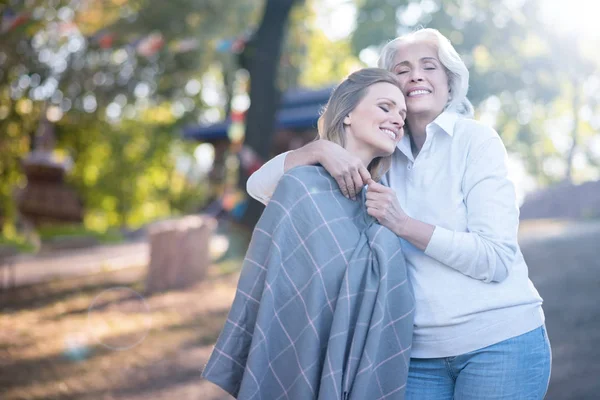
{"left": 246, "top": 111, "right": 544, "bottom": 358}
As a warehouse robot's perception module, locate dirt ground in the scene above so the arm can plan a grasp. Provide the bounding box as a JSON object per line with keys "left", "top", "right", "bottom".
{"left": 1, "top": 219, "right": 599, "bottom": 399}
{"left": 0, "top": 262, "right": 239, "bottom": 400}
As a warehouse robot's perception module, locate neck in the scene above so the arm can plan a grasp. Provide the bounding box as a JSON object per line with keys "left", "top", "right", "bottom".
{"left": 344, "top": 138, "right": 374, "bottom": 171}
{"left": 406, "top": 112, "right": 439, "bottom": 155}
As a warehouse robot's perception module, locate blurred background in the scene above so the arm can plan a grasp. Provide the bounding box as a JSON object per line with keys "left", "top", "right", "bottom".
{"left": 0, "top": 0, "right": 598, "bottom": 399}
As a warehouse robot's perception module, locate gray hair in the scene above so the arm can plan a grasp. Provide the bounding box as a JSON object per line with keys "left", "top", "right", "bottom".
{"left": 317, "top": 68, "right": 403, "bottom": 181}
{"left": 377, "top": 28, "right": 474, "bottom": 117}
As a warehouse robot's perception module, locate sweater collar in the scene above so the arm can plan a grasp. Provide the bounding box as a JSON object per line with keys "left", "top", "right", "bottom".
{"left": 396, "top": 110, "right": 460, "bottom": 161}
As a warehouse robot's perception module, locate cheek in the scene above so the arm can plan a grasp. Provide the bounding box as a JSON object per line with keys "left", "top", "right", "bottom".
{"left": 437, "top": 75, "right": 450, "bottom": 95}
{"left": 398, "top": 78, "right": 410, "bottom": 93}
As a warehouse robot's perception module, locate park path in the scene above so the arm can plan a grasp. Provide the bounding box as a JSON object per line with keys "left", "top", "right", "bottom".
{"left": 2, "top": 240, "right": 149, "bottom": 288}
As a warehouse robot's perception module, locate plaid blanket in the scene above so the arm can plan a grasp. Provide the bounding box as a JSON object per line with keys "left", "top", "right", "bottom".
{"left": 202, "top": 166, "right": 414, "bottom": 399}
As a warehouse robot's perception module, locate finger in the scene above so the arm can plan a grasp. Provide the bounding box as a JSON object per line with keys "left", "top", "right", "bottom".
{"left": 350, "top": 169, "right": 364, "bottom": 198}
{"left": 365, "top": 191, "right": 386, "bottom": 202}
{"left": 343, "top": 173, "right": 356, "bottom": 200}
{"left": 365, "top": 200, "right": 382, "bottom": 210}
{"left": 343, "top": 174, "right": 356, "bottom": 199}
{"left": 366, "top": 207, "right": 381, "bottom": 220}
{"left": 335, "top": 176, "right": 349, "bottom": 198}
{"left": 359, "top": 167, "right": 371, "bottom": 185}
{"left": 366, "top": 180, "right": 386, "bottom": 192}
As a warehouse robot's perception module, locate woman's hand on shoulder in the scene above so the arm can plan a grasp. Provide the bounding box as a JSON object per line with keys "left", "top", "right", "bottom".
{"left": 312, "top": 140, "right": 371, "bottom": 200}
{"left": 365, "top": 179, "right": 409, "bottom": 235}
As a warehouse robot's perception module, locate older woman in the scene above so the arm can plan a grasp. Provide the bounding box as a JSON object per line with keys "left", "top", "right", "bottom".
{"left": 246, "top": 29, "right": 551, "bottom": 399}
{"left": 203, "top": 68, "right": 415, "bottom": 399}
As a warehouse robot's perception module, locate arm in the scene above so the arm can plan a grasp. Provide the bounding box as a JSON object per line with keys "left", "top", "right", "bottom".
{"left": 420, "top": 137, "right": 517, "bottom": 283}
{"left": 246, "top": 144, "right": 321, "bottom": 205}
{"left": 365, "top": 181, "right": 435, "bottom": 252}
{"left": 247, "top": 140, "right": 371, "bottom": 204}
{"left": 367, "top": 137, "right": 516, "bottom": 283}
{"left": 246, "top": 151, "right": 290, "bottom": 205}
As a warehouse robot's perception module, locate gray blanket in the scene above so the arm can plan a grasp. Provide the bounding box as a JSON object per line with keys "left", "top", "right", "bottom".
{"left": 202, "top": 166, "right": 414, "bottom": 399}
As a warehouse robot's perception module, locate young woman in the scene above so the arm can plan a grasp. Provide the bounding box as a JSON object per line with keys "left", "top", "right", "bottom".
{"left": 246, "top": 29, "right": 551, "bottom": 400}
{"left": 203, "top": 68, "right": 415, "bottom": 399}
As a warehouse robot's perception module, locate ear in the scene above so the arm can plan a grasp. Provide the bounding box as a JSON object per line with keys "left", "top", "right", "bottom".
{"left": 343, "top": 113, "right": 352, "bottom": 126}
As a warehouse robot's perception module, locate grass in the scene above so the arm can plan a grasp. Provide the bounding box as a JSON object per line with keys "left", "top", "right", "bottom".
{"left": 38, "top": 224, "right": 125, "bottom": 245}
{"left": 0, "top": 260, "right": 243, "bottom": 400}
{"left": 0, "top": 236, "right": 36, "bottom": 254}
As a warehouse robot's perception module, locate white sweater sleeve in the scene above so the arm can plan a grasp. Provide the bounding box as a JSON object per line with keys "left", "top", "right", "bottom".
{"left": 246, "top": 151, "right": 290, "bottom": 205}
{"left": 424, "top": 137, "right": 517, "bottom": 283}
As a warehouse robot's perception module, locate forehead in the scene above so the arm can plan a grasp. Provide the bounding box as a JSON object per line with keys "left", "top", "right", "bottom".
{"left": 363, "top": 82, "right": 404, "bottom": 102}
{"left": 393, "top": 41, "right": 438, "bottom": 64}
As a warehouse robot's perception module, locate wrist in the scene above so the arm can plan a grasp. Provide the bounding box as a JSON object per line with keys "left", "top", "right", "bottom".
{"left": 306, "top": 140, "right": 326, "bottom": 165}
{"left": 285, "top": 142, "right": 321, "bottom": 172}
{"left": 395, "top": 214, "right": 411, "bottom": 238}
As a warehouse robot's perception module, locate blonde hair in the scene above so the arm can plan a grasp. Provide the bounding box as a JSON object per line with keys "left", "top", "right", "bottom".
{"left": 377, "top": 28, "right": 474, "bottom": 117}
{"left": 317, "top": 68, "right": 402, "bottom": 181}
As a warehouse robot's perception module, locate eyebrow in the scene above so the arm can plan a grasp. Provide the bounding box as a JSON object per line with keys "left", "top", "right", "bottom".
{"left": 393, "top": 57, "right": 439, "bottom": 68}
{"left": 377, "top": 97, "right": 397, "bottom": 105}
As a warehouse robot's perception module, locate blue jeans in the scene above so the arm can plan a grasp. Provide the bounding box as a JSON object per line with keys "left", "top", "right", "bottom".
{"left": 406, "top": 325, "right": 552, "bottom": 399}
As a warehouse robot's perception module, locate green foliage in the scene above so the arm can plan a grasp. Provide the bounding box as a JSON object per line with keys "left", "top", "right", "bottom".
{"left": 37, "top": 224, "right": 124, "bottom": 244}
{"left": 350, "top": 0, "right": 600, "bottom": 185}
{"left": 0, "top": 0, "right": 262, "bottom": 233}
{"left": 0, "top": 235, "right": 37, "bottom": 254}
{"left": 300, "top": 29, "right": 362, "bottom": 88}
{"left": 2, "top": 0, "right": 599, "bottom": 235}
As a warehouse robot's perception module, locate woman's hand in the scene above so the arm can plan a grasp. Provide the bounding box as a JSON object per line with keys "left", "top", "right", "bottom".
{"left": 314, "top": 141, "right": 371, "bottom": 200}
{"left": 365, "top": 179, "right": 409, "bottom": 235}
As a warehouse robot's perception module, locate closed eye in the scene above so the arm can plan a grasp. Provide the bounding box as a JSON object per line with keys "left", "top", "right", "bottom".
{"left": 423, "top": 62, "right": 437, "bottom": 70}
{"left": 379, "top": 105, "right": 389, "bottom": 112}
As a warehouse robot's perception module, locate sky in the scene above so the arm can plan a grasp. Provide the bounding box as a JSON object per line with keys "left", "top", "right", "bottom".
{"left": 316, "top": 0, "right": 600, "bottom": 42}
{"left": 314, "top": 0, "right": 356, "bottom": 41}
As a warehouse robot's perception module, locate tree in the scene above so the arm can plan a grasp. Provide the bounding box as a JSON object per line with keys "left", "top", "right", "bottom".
{"left": 238, "top": 0, "right": 303, "bottom": 226}
{"left": 349, "top": 0, "right": 600, "bottom": 186}
{"left": 0, "top": 0, "right": 264, "bottom": 234}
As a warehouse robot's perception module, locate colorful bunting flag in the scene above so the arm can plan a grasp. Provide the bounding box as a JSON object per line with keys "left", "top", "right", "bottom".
{"left": 171, "top": 37, "right": 199, "bottom": 54}
{"left": 88, "top": 30, "right": 116, "bottom": 49}
{"left": 136, "top": 32, "right": 165, "bottom": 57}
{"left": 1, "top": 8, "right": 31, "bottom": 34}
{"left": 216, "top": 32, "right": 250, "bottom": 54}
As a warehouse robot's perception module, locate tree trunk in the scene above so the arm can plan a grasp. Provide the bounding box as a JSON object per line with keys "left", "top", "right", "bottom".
{"left": 238, "top": 0, "right": 301, "bottom": 227}
{"left": 565, "top": 84, "right": 580, "bottom": 183}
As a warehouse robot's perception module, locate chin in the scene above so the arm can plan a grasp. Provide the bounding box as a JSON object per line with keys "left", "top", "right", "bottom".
{"left": 376, "top": 147, "right": 395, "bottom": 158}
{"left": 407, "top": 104, "right": 432, "bottom": 114}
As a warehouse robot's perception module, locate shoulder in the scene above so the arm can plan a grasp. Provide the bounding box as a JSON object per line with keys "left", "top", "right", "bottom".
{"left": 277, "top": 165, "right": 333, "bottom": 193}
{"left": 283, "top": 165, "right": 331, "bottom": 183}
{"left": 453, "top": 117, "right": 505, "bottom": 161}
{"left": 454, "top": 117, "right": 499, "bottom": 143}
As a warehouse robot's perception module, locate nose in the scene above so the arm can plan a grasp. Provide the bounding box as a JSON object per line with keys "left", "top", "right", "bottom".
{"left": 390, "top": 113, "right": 404, "bottom": 127}
{"left": 408, "top": 69, "right": 424, "bottom": 82}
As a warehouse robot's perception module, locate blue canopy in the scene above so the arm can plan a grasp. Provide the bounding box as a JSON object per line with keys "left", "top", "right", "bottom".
{"left": 182, "top": 86, "right": 334, "bottom": 141}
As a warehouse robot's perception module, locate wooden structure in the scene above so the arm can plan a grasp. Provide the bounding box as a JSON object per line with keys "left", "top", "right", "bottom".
{"left": 16, "top": 118, "right": 83, "bottom": 226}
{"left": 146, "top": 215, "right": 217, "bottom": 293}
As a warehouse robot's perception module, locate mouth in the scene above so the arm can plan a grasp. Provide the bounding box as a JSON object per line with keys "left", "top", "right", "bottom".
{"left": 380, "top": 127, "right": 400, "bottom": 141}
{"left": 407, "top": 88, "right": 432, "bottom": 97}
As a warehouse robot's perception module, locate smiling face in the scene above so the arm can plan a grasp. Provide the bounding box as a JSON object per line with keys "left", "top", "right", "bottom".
{"left": 392, "top": 41, "right": 450, "bottom": 121}
{"left": 343, "top": 82, "right": 406, "bottom": 160}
